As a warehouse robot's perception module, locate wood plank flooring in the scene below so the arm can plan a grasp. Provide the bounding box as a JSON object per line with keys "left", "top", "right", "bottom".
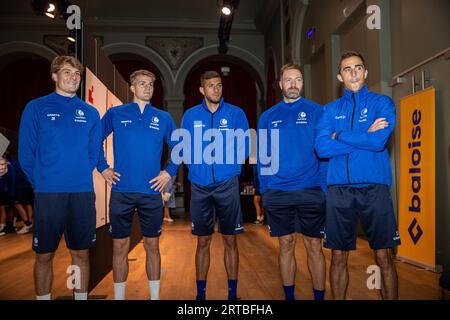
{"left": 0, "top": 217, "right": 442, "bottom": 300}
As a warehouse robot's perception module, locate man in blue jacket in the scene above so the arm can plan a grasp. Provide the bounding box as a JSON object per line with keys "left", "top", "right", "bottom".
{"left": 19, "top": 56, "right": 102, "bottom": 300}
{"left": 180, "top": 71, "right": 249, "bottom": 300}
{"left": 97, "top": 69, "right": 178, "bottom": 300}
{"left": 257, "top": 64, "right": 327, "bottom": 300}
{"left": 315, "top": 51, "right": 400, "bottom": 300}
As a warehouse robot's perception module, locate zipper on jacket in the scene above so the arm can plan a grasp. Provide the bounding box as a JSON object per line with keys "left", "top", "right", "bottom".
{"left": 346, "top": 93, "right": 357, "bottom": 184}
{"left": 211, "top": 112, "right": 216, "bottom": 183}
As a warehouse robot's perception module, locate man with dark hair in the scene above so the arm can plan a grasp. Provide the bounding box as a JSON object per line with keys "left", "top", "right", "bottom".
{"left": 258, "top": 63, "right": 327, "bottom": 300}
{"left": 19, "top": 55, "right": 102, "bottom": 300}
{"left": 97, "top": 69, "right": 178, "bottom": 300}
{"left": 181, "top": 70, "right": 249, "bottom": 300}
{"left": 315, "top": 51, "right": 400, "bottom": 300}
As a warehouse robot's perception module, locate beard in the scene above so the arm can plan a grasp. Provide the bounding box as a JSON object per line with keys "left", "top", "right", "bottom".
{"left": 282, "top": 87, "right": 301, "bottom": 100}
{"left": 206, "top": 95, "right": 221, "bottom": 104}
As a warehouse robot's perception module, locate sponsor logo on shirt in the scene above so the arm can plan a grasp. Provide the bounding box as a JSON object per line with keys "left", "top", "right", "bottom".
{"left": 335, "top": 115, "right": 346, "bottom": 120}
{"left": 296, "top": 111, "right": 308, "bottom": 124}
{"left": 271, "top": 120, "right": 282, "bottom": 128}
{"left": 47, "top": 113, "right": 61, "bottom": 121}
{"left": 74, "top": 109, "right": 87, "bottom": 123}
{"left": 120, "top": 120, "right": 132, "bottom": 126}
{"left": 149, "top": 116, "right": 160, "bottom": 130}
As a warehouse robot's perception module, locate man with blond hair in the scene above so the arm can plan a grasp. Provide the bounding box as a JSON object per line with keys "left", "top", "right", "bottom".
{"left": 97, "top": 69, "right": 178, "bottom": 300}
{"left": 19, "top": 55, "right": 102, "bottom": 300}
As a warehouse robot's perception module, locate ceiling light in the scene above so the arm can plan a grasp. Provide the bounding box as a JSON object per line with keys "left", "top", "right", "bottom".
{"left": 47, "top": 3, "right": 55, "bottom": 12}
{"left": 221, "top": 6, "right": 231, "bottom": 15}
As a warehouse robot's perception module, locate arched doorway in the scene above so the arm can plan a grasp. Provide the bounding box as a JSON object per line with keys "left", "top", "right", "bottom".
{"left": 182, "top": 55, "right": 261, "bottom": 211}
{"left": 109, "top": 53, "right": 165, "bottom": 108}
{"left": 0, "top": 53, "right": 53, "bottom": 153}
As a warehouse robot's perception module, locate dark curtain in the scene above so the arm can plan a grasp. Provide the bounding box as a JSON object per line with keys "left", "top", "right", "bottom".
{"left": 0, "top": 59, "right": 53, "bottom": 132}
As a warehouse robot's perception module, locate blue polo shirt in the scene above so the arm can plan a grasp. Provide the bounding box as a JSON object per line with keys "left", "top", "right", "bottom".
{"left": 19, "top": 92, "right": 102, "bottom": 192}
{"left": 97, "top": 102, "right": 178, "bottom": 195}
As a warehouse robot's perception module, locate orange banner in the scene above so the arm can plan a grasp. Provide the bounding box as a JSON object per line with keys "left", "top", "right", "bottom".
{"left": 398, "top": 87, "right": 436, "bottom": 269}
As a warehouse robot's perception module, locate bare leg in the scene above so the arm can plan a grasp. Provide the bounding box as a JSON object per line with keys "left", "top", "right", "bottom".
{"left": 195, "top": 235, "right": 212, "bottom": 280}
{"left": 143, "top": 236, "right": 161, "bottom": 280}
{"left": 330, "top": 250, "right": 349, "bottom": 300}
{"left": 302, "top": 235, "right": 326, "bottom": 291}
{"left": 278, "top": 234, "right": 296, "bottom": 285}
{"left": 374, "top": 248, "right": 398, "bottom": 300}
{"left": 15, "top": 204, "right": 30, "bottom": 222}
{"left": 70, "top": 249, "right": 90, "bottom": 293}
{"left": 222, "top": 235, "right": 239, "bottom": 279}
{"left": 253, "top": 196, "right": 264, "bottom": 221}
{"left": 112, "top": 237, "right": 130, "bottom": 283}
{"left": 34, "top": 252, "right": 55, "bottom": 296}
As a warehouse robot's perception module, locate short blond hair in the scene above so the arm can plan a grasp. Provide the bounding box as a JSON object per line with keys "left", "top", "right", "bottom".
{"left": 279, "top": 63, "right": 303, "bottom": 79}
{"left": 130, "top": 69, "right": 156, "bottom": 85}
{"left": 50, "top": 56, "right": 83, "bottom": 75}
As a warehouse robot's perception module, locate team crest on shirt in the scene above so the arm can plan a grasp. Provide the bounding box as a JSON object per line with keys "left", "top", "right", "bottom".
{"left": 149, "top": 116, "right": 160, "bottom": 130}
{"left": 296, "top": 111, "right": 308, "bottom": 124}
{"left": 358, "top": 107, "right": 368, "bottom": 123}
{"left": 219, "top": 118, "right": 229, "bottom": 131}
{"left": 74, "top": 109, "right": 87, "bottom": 123}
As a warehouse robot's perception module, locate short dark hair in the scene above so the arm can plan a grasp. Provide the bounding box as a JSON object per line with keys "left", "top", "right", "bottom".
{"left": 338, "top": 51, "right": 366, "bottom": 72}
{"left": 200, "top": 71, "right": 221, "bottom": 86}
{"left": 279, "top": 63, "right": 303, "bottom": 79}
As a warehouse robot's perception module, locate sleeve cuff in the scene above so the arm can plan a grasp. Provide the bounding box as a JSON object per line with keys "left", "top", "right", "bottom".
{"left": 165, "top": 162, "right": 179, "bottom": 177}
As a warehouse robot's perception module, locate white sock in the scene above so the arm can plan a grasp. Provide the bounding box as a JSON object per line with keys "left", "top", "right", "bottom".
{"left": 114, "top": 282, "right": 126, "bottom": 300}
{"left": 36, "top": 293, "right": 51, "bottom": 300}
{"left": 149, "top": 280, "right": 160, "bottom": 300}
{"left": 74, "top": 292, "right": 88, "bottom": 300}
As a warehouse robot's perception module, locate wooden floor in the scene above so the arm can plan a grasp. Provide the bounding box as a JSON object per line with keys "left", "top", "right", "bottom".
{"left": 0, "top": 217, "right": 442, "bottom": 300}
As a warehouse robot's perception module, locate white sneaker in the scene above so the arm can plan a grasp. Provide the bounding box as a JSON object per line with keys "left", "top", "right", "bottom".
{"left": 17, "top": 223, "right": 32, "bottom": 234}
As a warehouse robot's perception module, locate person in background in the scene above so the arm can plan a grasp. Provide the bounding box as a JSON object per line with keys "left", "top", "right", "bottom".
{"left": 162, "top": 174, "right": 178, "bottom": 223}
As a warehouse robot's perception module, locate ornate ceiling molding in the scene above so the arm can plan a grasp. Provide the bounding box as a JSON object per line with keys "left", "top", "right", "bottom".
{"left": 145, "top": 37, "right": 203, "bottom": 70}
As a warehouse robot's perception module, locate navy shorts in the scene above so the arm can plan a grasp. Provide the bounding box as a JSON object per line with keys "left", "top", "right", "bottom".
{"left": 262, "top": 187, "right": 326, "bottom": 238}
{"left": 15, "top": 187, "right": 34, "bottom": 205}
{"left": 0, "top": 192, "right": 14, "bottom": 207}
{"left": 324, "top": 184, "right": 401, "bottom": 251}
{"left": 190, "top": 176, "right": 244, "bottom": 236}
{"left": 109, "top": 192, "right": 163, "bottom": 239}
{"left": 33, "top": 192, "right": 96, "bottom": 254}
